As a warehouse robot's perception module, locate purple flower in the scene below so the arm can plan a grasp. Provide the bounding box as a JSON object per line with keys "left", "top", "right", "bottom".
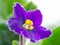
{"left": 8, "top": 2, "right": 52, "bottom": 42}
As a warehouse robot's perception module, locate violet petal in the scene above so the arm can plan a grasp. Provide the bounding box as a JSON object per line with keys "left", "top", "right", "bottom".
{"left": 26, "top": 10, "right": 42, "bottom": 27}
{"left": 14, "top": 3, "right": 26, "bottom": 22}
{"left": 33, "top": 26, "right": 52, "bottom": 39}
{"left": 26, "top": 30, "right": 40, "bottom": 42}
{"left": 21, "top": 29, "right": 30, "bottom": 38}
{"left": 8, "top": 18, "right": 24, "bottom": 34}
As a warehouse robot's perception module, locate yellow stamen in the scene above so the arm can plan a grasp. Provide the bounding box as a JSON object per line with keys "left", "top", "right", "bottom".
{"left": 23, "top": 19, "right": 34, "bottom": 30}
{"left": 29, "top": 26, "right": 34, "bottom": 30}
{"left": 23, "top": 24, "right": 28, "bottom": 29}
{"left": 25, "top": 19, "right": 33, "bottom": 25}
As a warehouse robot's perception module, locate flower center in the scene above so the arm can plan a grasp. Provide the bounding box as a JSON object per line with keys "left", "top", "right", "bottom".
{"left": 23, "top": 19, "right": 34, "bottom": 30}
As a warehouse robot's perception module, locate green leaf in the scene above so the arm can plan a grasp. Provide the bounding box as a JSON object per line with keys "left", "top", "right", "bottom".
{"left": 19, "top": 0, "right": 27, "bottom": 5}
{"left": 12, "top": 40, "right": 19, "bottom": 45}
{"left": 41, "top": 26, "right": 60, "bottom": 45}
{"left": 0, "top": 23, "right": 19, "bottom": 45}
{"left": 24, "top": 2, "right": 37, "bottom": 11}
{"left": 0, "top": 0, "right": 7, "bottom": 20}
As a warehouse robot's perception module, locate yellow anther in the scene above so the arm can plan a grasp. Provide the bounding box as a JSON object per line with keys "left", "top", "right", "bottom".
{"left": 29, "top": 26, "right": 34, "bottom": 30}
{"left": 25, "top": 19, "right": 30, "bottom": 24}
{"left": 23, "top": 24, "right": 28, "bottom": 29}
{"left": 25, "top": 19, "right": 33, "bottom": 25}
{"left": 30, "top": 21, "right": 33, "bottom": 25}
{"left": 23, "top": 19, "right": 34, "bottom": 30}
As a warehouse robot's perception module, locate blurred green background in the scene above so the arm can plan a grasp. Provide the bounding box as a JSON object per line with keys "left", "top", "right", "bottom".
{"left": 0, "top": 0, "right": 60, "bottom": 45}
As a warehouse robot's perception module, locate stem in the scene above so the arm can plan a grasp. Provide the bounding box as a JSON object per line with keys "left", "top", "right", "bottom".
{"left": 20, "top": 35, "right": 24, "bottom": 45}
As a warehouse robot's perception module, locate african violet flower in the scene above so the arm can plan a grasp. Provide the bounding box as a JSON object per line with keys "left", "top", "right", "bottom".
{"left": 8, "top": 2, "right": 52, "bottom": 42}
